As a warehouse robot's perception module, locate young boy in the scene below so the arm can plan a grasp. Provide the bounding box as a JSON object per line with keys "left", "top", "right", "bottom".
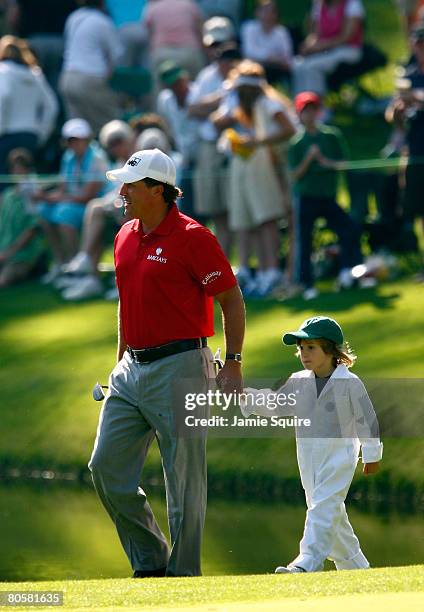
{"left": 289, "top": 92, "right": 362, "bottom": 300}
{"left": 242, "top": 315, "right": 383, "bottom": 573}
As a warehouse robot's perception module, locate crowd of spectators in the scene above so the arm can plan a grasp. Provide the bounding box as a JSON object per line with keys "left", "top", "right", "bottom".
{"left": 0, "top": 0, "right": 423, "bottom": 299}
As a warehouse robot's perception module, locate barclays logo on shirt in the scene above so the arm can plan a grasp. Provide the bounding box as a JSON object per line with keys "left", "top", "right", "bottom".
{"left": 147, "top": 247, "right": 167, "bottom": 264}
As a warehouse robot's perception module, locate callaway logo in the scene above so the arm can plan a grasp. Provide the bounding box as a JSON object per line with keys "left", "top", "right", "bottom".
{"left": 202, "top": 271, "right": 222, "bottom": 285}
{"left": 127, "top": 157, "right": 141, "bottom": 167}
{"left": 147, "top": 247, "right": 167, "bottom": 264}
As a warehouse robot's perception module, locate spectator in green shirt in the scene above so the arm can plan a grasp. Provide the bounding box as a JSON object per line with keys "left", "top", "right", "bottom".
{"left": 288, "top": 92, "right": 362, "bottom": 300}
{"left": 0, "top": 148, "right": 45, "bottom": 287}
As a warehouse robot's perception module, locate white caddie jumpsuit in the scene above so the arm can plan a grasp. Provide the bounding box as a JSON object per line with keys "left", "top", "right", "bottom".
{"left": 243, "top": 364, "right": 383, "bottom": 572}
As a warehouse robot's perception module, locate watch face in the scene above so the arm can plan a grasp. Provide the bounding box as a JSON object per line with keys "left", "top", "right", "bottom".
{"left": 227, "top": 353, "right": 242, "bottom": 362}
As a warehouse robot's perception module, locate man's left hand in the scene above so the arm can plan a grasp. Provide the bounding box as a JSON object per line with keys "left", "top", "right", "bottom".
{"left": 216, "top": 361, "right": 243, "bottom": 395}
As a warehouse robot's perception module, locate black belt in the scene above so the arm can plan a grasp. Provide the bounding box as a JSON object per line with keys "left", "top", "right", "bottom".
{"left": 127, "top": 337, "right": 207, "bottom": 364}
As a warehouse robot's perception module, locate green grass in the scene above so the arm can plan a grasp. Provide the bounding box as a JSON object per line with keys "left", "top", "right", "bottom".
{"left": 1, "top": 279, "right": 424, "bottom": 502}
{"left": 1, "top": 566, "right": 423, "bottom": 611}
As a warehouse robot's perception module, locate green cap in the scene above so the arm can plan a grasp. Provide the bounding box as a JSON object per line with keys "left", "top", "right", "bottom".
{"left": 282, "top": 316, "right": 344, "bottom": 346}
{"left": 158, "top": 61, "right": 188, "bottom": 86}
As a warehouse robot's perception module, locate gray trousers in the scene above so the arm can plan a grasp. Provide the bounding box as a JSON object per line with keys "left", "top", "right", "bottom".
{"left": 59, "top": 71, "right": 120, "bottom": 135}
{"left": 89, "top": 347, "right": 215, "bottom": 576}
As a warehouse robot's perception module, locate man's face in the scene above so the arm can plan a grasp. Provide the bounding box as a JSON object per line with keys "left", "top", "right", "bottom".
{"left": 257, "top": 3, "right": 278, "bottom": 28}
{"left": 170, "top": 76, "right": 189, "bottom": 100}
{"left": 66, "top": 137, "right": 89, "bottom": 157}
{"left": 119, "top": 179, "right": 160, "bottom": 219}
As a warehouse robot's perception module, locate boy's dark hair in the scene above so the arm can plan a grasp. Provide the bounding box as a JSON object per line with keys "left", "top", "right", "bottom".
{"left": 7, "top": 148, "right": 34, "bottom": 171}
{"left": 142, "top": 177, "right": 182, "bottom": 207}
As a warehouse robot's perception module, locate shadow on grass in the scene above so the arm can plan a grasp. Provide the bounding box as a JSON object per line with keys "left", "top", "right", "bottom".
{"left": 244, "top": 287, "right": 401, "bottom": 318}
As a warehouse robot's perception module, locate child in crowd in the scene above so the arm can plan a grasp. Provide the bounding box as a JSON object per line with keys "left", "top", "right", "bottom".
{"left": 289, "top": 92, "right": 362, "bottom": 300}
{"left": 242, "top": 315, "right": 383, "bottom": 573}
{"left": 0, "top": 149, "right": 45, "bottom": 287}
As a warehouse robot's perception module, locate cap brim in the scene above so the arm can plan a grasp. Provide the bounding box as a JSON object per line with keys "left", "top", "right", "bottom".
{"left": 106, "top": 167, "right": 142, "bottom": 183}
{"left": 282, "top": 331, "right": 320, "bottom": 345}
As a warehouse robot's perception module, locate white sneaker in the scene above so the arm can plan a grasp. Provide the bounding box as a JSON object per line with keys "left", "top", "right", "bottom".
{"left": 54, "top": 274, "right": 82, "bottom": 290}
{"left": 256, "top": 268, "right": 283, "bottom": 297}
{"left": 61, "top": 251, "right": 93, "bottom": 275}
{"left": 275, "top": 565, "right": 306, "bottom": 574}
{"left": 62, "top": 275, "right": 103, "bottom": 301}
{"left": 302, "top": 287, "right": 319, "bottom": 300}
{"left": 40, "top": 263, "right": 62, "bottom": 285}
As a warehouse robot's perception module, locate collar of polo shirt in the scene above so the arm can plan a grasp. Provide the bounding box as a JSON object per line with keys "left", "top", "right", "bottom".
{"left": 131, "top": 203, "right": 178, "bottom": 234}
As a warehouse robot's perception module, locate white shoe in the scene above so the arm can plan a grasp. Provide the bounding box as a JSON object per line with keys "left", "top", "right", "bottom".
{"left": 62, "top": 275, "right": 103, "bottom": 301}
{"left": 275, "top": 565, "right": 306, "bottom": 574}
{"left": 54, "top": 274, "right": 82, "bottom": 290}
{"left": 302, "top": 287, "right": 319, "bottom": 300}
{"left": 256, "top": 268, "right": 283, "bottom": 297}
{"left": 61, "top": 251, "right": 93, "bottom": 275}
{"left": 40, "top": 263, "right": 62, "bottom": 285}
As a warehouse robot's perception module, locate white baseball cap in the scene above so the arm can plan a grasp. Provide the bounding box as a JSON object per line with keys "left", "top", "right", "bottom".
{"left": 203, "top": 16, "right": 235, "bottom": 47}
{"left": 62, "top": 118, "right": 92, "bottom": 139}
{"left": 106, "top": 148, "right": 176, "bottom": 185}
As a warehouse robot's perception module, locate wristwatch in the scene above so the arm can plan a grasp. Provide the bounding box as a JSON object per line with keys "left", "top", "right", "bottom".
{"left": 225, "top": 353, "right": 242, "bottom": 363}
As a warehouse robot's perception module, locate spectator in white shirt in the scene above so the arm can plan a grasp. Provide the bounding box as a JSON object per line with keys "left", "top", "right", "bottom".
{"left": 157, "top": 61, "right": 200, "bottom": 217}
{"left": 0, "top": 35, "right": 58, "bottom": 180}
{"left": 59, "top": 0, "right": 123, "bottom": 134}
{"left": 241, "top": 0, "right": 293, "bottom": 85}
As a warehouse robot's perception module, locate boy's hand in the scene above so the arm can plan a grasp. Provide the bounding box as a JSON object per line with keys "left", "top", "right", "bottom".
{"left": 363, "top": 461, "right": 380, "bottom": 475}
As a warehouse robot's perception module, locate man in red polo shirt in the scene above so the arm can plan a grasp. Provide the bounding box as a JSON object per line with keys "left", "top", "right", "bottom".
{"left": 88, "top": 148, "right": 245, "bottom": 577}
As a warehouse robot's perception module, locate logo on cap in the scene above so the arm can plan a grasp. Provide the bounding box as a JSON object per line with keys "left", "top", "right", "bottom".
{"left": 127, "top": 157, "right": 141, "bottom": 167}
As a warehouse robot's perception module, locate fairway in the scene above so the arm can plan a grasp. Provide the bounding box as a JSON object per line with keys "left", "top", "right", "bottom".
{"left": 1, "top": 566, "right": 423, "bottom": 611}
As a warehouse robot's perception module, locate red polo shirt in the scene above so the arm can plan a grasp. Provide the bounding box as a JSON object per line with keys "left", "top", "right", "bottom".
{"left": 114, "top": 205, "right": 237, "bottom": 349}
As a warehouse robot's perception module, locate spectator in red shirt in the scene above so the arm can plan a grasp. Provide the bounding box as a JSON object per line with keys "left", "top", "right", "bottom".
{"left": 88, "top": 148, "right": 245, "bottom": 577}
